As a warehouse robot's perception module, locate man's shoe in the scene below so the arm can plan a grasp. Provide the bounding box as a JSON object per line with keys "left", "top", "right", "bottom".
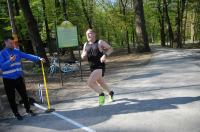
{"left": 14, "top": 113, "right": 23, "bottom": 120}
{"left": 26, "top": 110, "right": 36, "bottom": 116}
{"left": 109, "top": 91, "right": 114, "bottom": 102}
{"left": 99, "top": 93, "right": 105, "bottom": 106}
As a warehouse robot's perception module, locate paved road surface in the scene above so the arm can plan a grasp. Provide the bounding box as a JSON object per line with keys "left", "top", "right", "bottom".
{"left": 0, "top": 47, "right": 200, "bottom": 132}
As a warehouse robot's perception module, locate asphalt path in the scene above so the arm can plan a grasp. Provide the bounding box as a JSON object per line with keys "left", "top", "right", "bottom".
{"left": 0, "top": 47, "right": 200, "bottom": 132}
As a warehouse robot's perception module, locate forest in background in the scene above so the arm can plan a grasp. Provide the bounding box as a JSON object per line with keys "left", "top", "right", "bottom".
{"left": 0, "top": 0, "right": 200, "bottom": 59}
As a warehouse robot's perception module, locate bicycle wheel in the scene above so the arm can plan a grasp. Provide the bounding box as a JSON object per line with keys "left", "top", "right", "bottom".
{"left": 49, "top": 65, "right": 57, "bottom": 77}
{"left": 61, "top": 67, "right": 68, "bottom": 73}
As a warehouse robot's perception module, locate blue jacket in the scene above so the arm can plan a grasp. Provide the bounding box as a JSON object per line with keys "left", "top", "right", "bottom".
{"left": 0, "top": 48, "right": 41, "bottom": 79}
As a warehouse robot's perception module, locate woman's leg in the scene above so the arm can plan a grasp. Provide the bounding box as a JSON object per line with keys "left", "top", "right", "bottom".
{"left": 97, "top": 77, "right": 111, "bottom": 93}
{"left": 87, "top": 69, "right": 103, "bottom": 94}
{"left": 97, "top": 77, "right": 114, "bottom": 102}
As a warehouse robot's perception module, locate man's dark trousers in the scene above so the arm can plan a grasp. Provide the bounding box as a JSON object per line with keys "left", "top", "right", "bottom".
{"left": 3, "top": 77, "right": 30, "bottom": 114}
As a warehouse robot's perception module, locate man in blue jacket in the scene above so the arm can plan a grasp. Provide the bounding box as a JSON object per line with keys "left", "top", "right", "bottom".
{"left": 0, "top": 37, "right": 45, "bottom": 120}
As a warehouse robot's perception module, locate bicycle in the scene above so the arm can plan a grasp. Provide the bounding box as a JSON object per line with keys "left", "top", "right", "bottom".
{"left": 48, "top": 55, "right": 80, "bottom": 77}
{"left": 48, "top": 56, "right": 60, "bottom": 77}
{"left": 60, "top": 61, "right": 79, "bottom": 74}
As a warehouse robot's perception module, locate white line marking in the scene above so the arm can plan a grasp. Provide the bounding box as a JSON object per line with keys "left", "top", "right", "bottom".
{"left": 34, "top": 103, "right": 96, "bottom": 132}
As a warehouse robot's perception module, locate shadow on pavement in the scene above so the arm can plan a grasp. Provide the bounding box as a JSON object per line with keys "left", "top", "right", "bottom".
{"left": 1, "top": 96, "right": 199, "bottom": 131}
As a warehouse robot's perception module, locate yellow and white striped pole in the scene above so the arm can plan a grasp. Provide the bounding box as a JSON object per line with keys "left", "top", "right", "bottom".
{"left": 41, "top": 61, "right": 55, "bottom": 112}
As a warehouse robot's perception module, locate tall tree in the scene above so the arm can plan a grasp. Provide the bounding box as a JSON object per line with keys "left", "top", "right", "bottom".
{"left": 14, "top": 0, "right": 19, "bottom": 16}
{"left": 174, "top": 0, "right": 187, "bottom": 48}
{"left": 163, "top": 0, "right": 174, "bottom": 47}
{"left": 183, "top": 0, "right": 188, "bottom": 45}
{"left": 120, "top": 0, "right": 131, "bottom": 53}
{"left": 18, "top": 0, "right": 47, "bottom": 60}
{"left": 130, "top": 0, "right": 136, "bottom": 48}
{"left": 133, "top": 0, "right": 150, "bottom": 52}
{"left": 41, "top": 0, "right": 52, "bottom": 55}
{"left": 7, "top": 0, "right": 18, "bottom": 45}
{"left": 190, "top": 8, "right": 195, "bottom": 42}
{"left": 157, "top": 0, "right": 165, "bottom": 47}
{"left": 62, "top": 0, "right": 68, "bottom": 20}
{"left": 81, "top": 0, "right": 94, "bottom": 28}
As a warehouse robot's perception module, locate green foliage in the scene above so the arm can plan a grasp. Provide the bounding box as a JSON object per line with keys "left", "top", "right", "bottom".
{"left": 144, "top": 1, "right": 160, "bottom": 42}
{"left": 0, "top": 1, "right": 11, "bottom": 43}
{"left": 1, "top": 0, "right": 199, "bottom": 51}
{"left": 194, "top": 1, "right": 200, "bottom": 40}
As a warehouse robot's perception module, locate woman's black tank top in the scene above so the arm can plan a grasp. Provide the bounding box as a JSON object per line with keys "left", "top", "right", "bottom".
{"left": 86, "top": 40, "right": 105, "bottom": 70}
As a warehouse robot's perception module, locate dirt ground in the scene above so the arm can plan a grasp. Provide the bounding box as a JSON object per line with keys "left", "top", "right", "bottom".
{"left": 0, "top": 49, "right": 152, "bottom": 119}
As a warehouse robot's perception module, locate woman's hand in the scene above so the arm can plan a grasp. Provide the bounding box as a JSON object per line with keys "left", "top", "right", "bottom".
{"left": 100, "top": 55, "right": 106, "bottom": 63}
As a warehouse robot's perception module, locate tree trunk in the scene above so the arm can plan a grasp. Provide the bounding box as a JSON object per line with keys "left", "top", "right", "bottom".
{"left": 157, "top": 0, "right": 165, "bottom": 47}
{"left": 191, "top": 9, "right": 195, "bottom": 42}
{"left": 126, "top": 30, "right": 130, "bottom": 53}
{"left": 163, "top": 0, "right": 174, "bottom": 47}
{"left": 183, "top": 1, "right": 188, "bottom": 45}
{"left": 134, "top": 0, "right": 150, "bottom": 52}
{"left": 131, "top": 0, "right": 135, "bottom": 49}
{"left": 132, "top": 28, "right": 135, "bottom": 48}
{"left": 14, "top": 0, "right": 19, "bottom": 16}
{"left": 179, "top": 0, "right": 187, "bottom": 47}
{"left": 121, "top": 38, "right": 124, "bottom": 46}
{"left": 7, "top": 0, "right": 18, "bottom": 40}
{"left": 19, "top": 0, "right": 48, "bottom": 60}
{"left": 62, "top": 0, "right": 68, "bottom": 20}
{"left": 174, "top": 0, "right": 186, "bottom": 48}
{"left": 41, "top": 0, "right": 52, "bottom": 55}
{"left": 120, "top": 0, "right": 130, "bottom": 53}
{"left": 174, "top": 0, "right": 181, "bottom": 48}
{"left": 81, "top": 0, "right": 93, "bottom": 28}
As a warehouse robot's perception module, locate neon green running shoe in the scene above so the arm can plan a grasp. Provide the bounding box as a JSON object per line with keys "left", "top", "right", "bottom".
{"left": 99, "top": 93, "right": 105, "bottom": 106}
{"left": 109, "top": 91, "right": 114, "bottom": 102}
